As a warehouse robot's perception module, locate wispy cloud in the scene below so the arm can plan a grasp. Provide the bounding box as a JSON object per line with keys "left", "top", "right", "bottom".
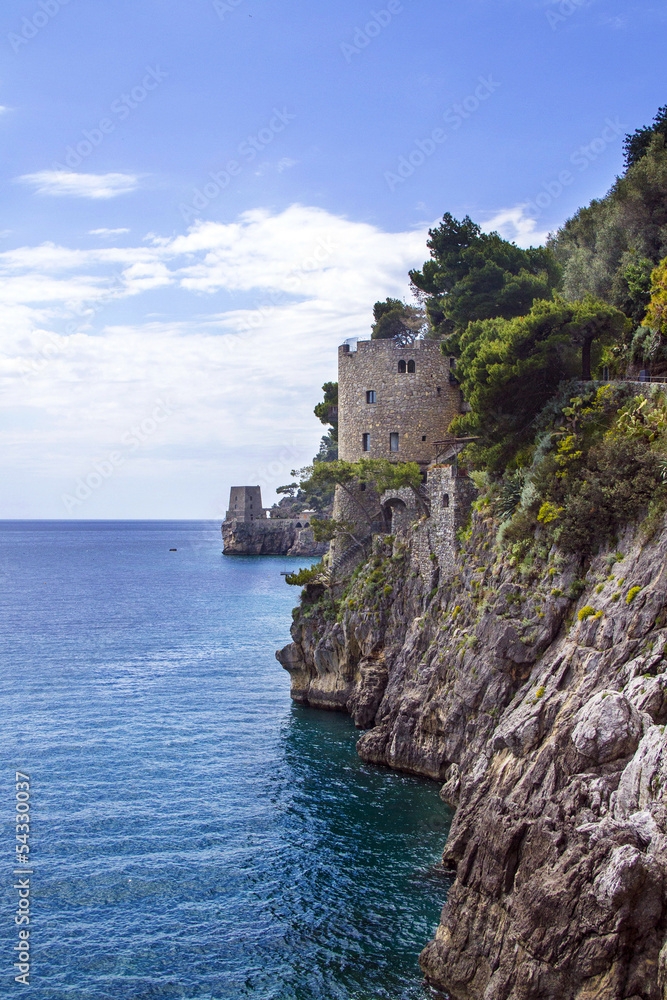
{"left": 17, "top": 171, "right": 141, "bottom": 199}
{"left": 0, "top": 204, "right": 429, "bottom": 515}
{"left": 481, "top": 205, "right": 550, "bottom": 248}
{"left": 88, "top": 228, "right": 131, "bottom": 236}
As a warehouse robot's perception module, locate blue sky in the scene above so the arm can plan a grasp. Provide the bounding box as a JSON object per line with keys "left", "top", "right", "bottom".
{"left": 1, "top": 0, "right": 665, "bottom": 517}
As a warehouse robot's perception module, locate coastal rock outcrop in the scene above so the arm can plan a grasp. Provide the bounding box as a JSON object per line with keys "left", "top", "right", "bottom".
{"left": 276, "top": 510, "right": 667, "bottom": 999}
{"left": 222, "top": 519, "right": 327, "bottom": 557}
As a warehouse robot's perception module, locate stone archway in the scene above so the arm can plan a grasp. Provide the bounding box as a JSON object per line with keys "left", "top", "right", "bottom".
{"left": 381, "top": 497, "right": 408, "bottom": 534}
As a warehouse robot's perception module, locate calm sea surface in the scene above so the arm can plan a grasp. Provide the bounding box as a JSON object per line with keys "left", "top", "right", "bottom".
{"left": 0, "top": 521, "right": 452, "bottom": 999}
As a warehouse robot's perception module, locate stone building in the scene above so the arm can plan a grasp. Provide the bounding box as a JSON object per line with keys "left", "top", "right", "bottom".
{"left": 222, "top": 487, "right": 326, "bottom": 557}
{"left": 338, "top": 337, "right": 461, "bottom": 465}
{"left": 225, "top": 486, "right": 265, "bottom": 522}
{"left": 333, "top": 338, "right": 468, "bottom": 552}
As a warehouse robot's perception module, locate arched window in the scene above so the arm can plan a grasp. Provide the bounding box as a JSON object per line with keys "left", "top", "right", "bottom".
{"left": 443, "top": 494, "right": 450, "bottom": 508}
{"left": 407, "top": 359, "right": 415, "bottom": 373}
{"left": 398, "top": 360, "right": 406, "bottom": 373}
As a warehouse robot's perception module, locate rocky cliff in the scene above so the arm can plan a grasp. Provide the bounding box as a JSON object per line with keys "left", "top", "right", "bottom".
{"left": 276, "top": 509, "right": 667, "bottom": 1000}
{"left": 222, "top": 519, "right": 327, "bottom": 557}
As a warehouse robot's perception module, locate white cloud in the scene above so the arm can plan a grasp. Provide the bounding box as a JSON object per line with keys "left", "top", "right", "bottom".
{"left": 480, "top": 205, "right": 551, "bottom": 248}
{"left": 17, "top": 171, "right": 141, "bottom": 199}
{"left": 277, "top": 157, "right": 297, "bottom": 172}
{"left": 89, "top": 228, "right": 131, "bottom": 236}
{"left": 0, "top": 204, "right": 431, "bottom": 516}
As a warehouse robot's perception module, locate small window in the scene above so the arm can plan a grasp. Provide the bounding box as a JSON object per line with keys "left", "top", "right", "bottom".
{"left": 443, "top": 494, "right": 450, "bottom": 508}
{"left": 359, "top": 483, "right": 367, "bottom": 492}
{"left": 449, "top": 356, "right": 456, "bottom": 369}
{"left": 407, "top": 360, "right": 415, "bottom": 373}
{"left": 362, "top": 433, "right": 370, "bottom": 452}
{"left": 436, "top": 387, "right": 441, "bottom": 396}
{"left": 390, "top": 432, "right": 399, "bottom": 453}
{"left": 398, "top": 360, "right": 406, "bottom": 373}
{"left": 422, "top": 435, "right": 426, "bottom": 442}
{"left": 366, "top": 390, "right": 376, "bottom": 403}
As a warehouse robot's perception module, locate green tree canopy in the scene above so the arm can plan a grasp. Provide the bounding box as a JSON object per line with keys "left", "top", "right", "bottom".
{"left": 624, "top": 103, "right": 667, "bottom": 170}
{"left": 357, "top": 458, "right": 429, "bottom": 516}
{"left": 294, "top": 457, "right": 429, "bottom": 528}
{"left": 312, "top": 381, "right": 338, "bottom": 463}
{"left": 548, "top": 134, "right": 667, "bottom": 323}
{"left": 452, "top": 297, "right": 630, "bottom": 472}
{"left": 371, "top": 298, "right": 425, "bottom": 344}
{"left": 409, "top": 213, "right": 560, "bottom": 348}
{"left": 313, "top": 381, "right": 338, "bottom": 429}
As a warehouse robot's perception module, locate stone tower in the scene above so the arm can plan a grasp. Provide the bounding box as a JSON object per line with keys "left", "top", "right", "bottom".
{"left": 225, "top": 486, "right": 264, "bottom": 522}
{"left": 332, "top": 338, "right": 464, "bottom": 553}
{"left": 338, "top": 338, "right": 461, "bottom": 465}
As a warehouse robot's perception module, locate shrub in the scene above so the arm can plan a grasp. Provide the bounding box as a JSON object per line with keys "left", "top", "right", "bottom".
{"left": 284, "top": 563, "right": 322, "bottom": 586}
{"left": 626, "top": 586, "right": 642, "bottom": 604}
{"left": 495, "top": 470, "right": 527, "bottom": 521}
{"left": 537, "top": 501, "right": 563, "bottom": 524}
{"left": 578, "top": 606, "right": 597, "bottom": 621}
{"left": 383, "top": 585, "right": 393, "bottom": 597}
{"left": 596, "top": 584, "right": 604, "bottom": 594}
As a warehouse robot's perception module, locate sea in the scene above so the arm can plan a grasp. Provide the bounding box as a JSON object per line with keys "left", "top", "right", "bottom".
{"left": 0, "top": 521, "right": 452, "bottom": 1000}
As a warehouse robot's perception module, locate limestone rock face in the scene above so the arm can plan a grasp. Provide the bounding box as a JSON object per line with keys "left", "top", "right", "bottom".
{"left": 276, "top": 511, "right": 667, "bottom": 999}
{"left": 222, "top": 519, "right": 327, "bottom": 557}
{"left": 570, "top": 690, "right": 645, "bottom": 768}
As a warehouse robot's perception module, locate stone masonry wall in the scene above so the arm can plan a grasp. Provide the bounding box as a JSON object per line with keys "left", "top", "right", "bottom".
{"left": 225, "top": 486, "right": 263, "bottom": 522}
{"left": 427, "top": 465, "right": 478, "bottom": 576}
{"left": 338, "top": 339, "right": 462, "bottom": 466}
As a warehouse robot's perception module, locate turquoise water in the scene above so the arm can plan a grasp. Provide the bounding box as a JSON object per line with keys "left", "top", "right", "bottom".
{"left": 0, "top": 522, "right": 452, "bottom": 999}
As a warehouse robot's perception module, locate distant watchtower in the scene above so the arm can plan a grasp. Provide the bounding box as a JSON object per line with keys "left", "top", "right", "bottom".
{"left": 338, "top": 338, "right": 461, "bottom": 466}
{"left": 225, "top": 486, "right": 264, "bottom": 522}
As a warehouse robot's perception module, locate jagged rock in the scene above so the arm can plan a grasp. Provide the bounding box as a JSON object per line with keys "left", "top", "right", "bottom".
{"left": 276, "top": 510, "right": 667, "bottom": 999}
{"left": 570, "top": 690, "right": 645, "bottom": 769}
{"left": 614, "top": 726, "right": 667, "bottom": 819}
